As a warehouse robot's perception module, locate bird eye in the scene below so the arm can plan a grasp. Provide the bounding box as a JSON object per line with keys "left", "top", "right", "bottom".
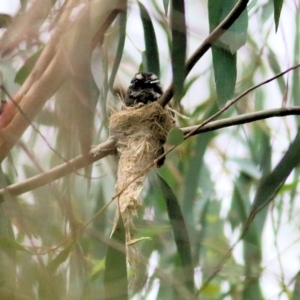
{"left": 135, "top": 73, "right": 144, "bottom": 80}
{"left": 150, "top": 74, "right": 157, "bottom": 81}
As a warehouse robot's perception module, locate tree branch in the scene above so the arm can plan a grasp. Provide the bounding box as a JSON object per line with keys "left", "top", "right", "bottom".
{"left": 2, "top": 107, "right": 300, "bottom": 199}
{"left": 158, "top": 0, "right": 249, "bottom": 107}
{"left": 182, "top": 106, "right": 300, "bottom": 136}
{"left": 0, "top": 138, "right": 116, "bottom": 200}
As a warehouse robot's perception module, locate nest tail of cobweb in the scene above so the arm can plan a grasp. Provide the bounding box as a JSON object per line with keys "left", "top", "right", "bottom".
{"left": 109, "top": 101, "right": 174, "bottom": 286}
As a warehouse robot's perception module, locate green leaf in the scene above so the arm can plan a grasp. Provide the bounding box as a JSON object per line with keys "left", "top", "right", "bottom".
{"left": 0, "top": 236, "right": 28, "bottom": 252}
{"left": 251, "top": 129, "right": 300, "bottom": 215}
{"left": 90, "top": 259, "right": 106, "bottom": 281}
{"left": 104, "top": 217, "right": 128, "bottom": 300}
{"left": 292, "top": 271, "right": 300, "bottom": 300}
{"left": 163, "top": 0, "right": 169, "bottom": 15}
{"left": 291, "top": 12, "right": 300, "bottom": 119}
{"left": 273, "top": 0, "right": 283, "bottom": 32}
{"left": 166, "top": 128, "right": 184, "bottom": 145}
{"left": 208, "top": 0, "right": 248, "bottom": 53}
{"left": 47, "top": 244, "right": 73, "bottom": 273}
{"left": 138, "top": 1, "right": 160, "bottom": 77}
{"left": 15, "top": 49, "right": 43, "bottom": 85}
{"left": 261, "top": 1, "right": 273, "bottom": 23}
{"left": 109, "top": 10, "right": 127, "bottom": 91}
{"left": 240, "top": 130, "right": 300, "bottom": 298}
{"left": 267, "top": 48, "right": 286, "bottom": 95}
{"left": 156, "top": 174, "right": 194, "bottom": 293}
{"left": 211, "top": 46, "right": 237, "bottom": 107}
{"left": 229, "top": 173, "right": 252, "bottom": 230}
{"left": 182, "top": 75, "right": 198, "bottom": 98}
{"left": 171, "top": 0, "right": 186, "bottom": 103}
{"left": 182, "top": 132, "right": 215, "bottom": 237}
{"left": 219, "top": 3, "right": 248, "bottom": 53}
{"left": 199, "top": 199, "right": 229, "bottom": 288}
{"left": 208, "top": 0, "right": 248, "bottom": 106}
{"left": 0, "top": 14, "right": 12, "bottom": 28}
{"left": 248, "top": 0, "right": 257, "bottom": 10}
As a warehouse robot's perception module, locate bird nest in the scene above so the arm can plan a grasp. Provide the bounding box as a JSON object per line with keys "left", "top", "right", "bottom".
{"left": 109, "top": 101, "right": 174, "bottom": 263}
{"left": 109, "top": 101, "right": 174, "bottom": 216}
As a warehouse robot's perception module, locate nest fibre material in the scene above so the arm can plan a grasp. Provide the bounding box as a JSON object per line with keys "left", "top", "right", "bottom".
{"left": 109, "top": 101, "right": 174, "bottom": 243}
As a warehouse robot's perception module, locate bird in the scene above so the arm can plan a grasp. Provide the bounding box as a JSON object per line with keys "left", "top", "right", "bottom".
{"left": 124, "top": 72, "right": 166, "bottom": 167}
{"left": 124, "top": 72, "right": 163, "bottom": 107}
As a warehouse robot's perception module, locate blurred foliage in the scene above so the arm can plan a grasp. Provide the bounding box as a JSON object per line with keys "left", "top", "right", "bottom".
{"left": 0, "top": 0, "right": 299, "bottom": 299}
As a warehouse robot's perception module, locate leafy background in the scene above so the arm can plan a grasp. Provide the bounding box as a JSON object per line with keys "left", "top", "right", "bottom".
{"left": 0, "top": 0, "right": 299, "bottom": 299}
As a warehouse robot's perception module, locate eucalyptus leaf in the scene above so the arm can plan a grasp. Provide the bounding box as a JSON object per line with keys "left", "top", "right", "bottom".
{"left": 156, "top": 174, "right": 194, "bottom": 293}
{"left": 47, "top": 244, "right": 73, "bottom": 273}
{"left": 104, "top": 217, "right": 128, "bottom": 300}
{"left": 208, "top": 0, "right": 248, "bottom": 106}
{"left": 163, "top": 0, "right": 169, "bottom": 15}
{"left": 138, "top": 1, "right": 160, "bottom": 76}
{"left": 15, "top": 49, "right": 43, "bottom": 85}
{"left": 171, "top": 0, "right": 186, "bottom": 103}
{"left": 166, "top": 127, "right": 184, "bottom": 145}
{"left": 251, "top": 129, "right": 300, "bottom": 215}
{"left": 292, "top": 271, "right": 300, "bottom": 300}
{"left": 0, "top": 236, "right": 28, "bottom": 252}
{"left": 109, "top": 11, "right": 127, "bottom": 91}
{"left": 211, "top": 46, "right": 237, "bottom": 107}
{"left": 273, "top": 0, "right": 283, "bottom": 32}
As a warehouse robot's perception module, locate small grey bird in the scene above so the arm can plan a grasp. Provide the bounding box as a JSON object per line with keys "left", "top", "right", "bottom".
{"left": 124, "top": 72, "right": 166, "bottom": 167}
{"left": 124, "top": 72, "right": 163, "bottom": 107}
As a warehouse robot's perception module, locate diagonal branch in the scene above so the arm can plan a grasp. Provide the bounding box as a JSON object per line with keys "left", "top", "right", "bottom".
{"left": 158, "top": 0, "right": 249, "bottom": 107}
{"left": 182, "top": 106, "right": 300, "bottom": 136}
{"left": 0, "top": 138, "right": 116, "bottom": 200}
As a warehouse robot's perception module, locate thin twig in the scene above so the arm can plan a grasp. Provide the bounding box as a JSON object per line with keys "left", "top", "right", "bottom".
{"left": 182, "top": 63, "right": 300, "bottom": 141}
{"left": 0, "top": 138, "right": 116, "bottom": 200}
{"left": 182, "top": 106, "right": 300, "bottom": 136}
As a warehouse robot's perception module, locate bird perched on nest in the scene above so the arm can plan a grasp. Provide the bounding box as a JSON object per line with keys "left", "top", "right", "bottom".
{"left": 110, "top": 72, "right": 174, "bottom": 282}
{"left": 124, "top": 72, "right": 166, "bottom": 166}
{"left": 125, "top": 72, "right": 163, "bottom": 106}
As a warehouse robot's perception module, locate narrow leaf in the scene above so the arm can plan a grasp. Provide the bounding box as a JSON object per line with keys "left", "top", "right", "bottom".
{"left": 163, "top": 0, "right": 170, "bottom": 15}
{"left": 138, "top": 2, "right": 160, "bottom": 77}
{"left": 292, "top": 271, "right": 300, "bottom": 300}
{"left": 211, "top": 47, "right": 237, "bottom": 107}
{"left": 109, "top": 10, "right": 127, "bottom": 91}
{"left": 15, "top": 49, "right": 43, "bottom": 85}
{"left": 208, "top": 0, "right": 248, "bottom": 107}
{"left": 0, "top": 236, "right": 28, "bottom": 252}
{"left": 104, "top": 217, "right": 128, "bottom": 300}
{"left": 291, "top": 12, "right": 300, "bottom": 111}
{"left": 47, "top": 244, "right": 73, "bottom": 273}
{"left": 219, "top": 2, "right": 248, "bottom": 53}
{"left": 166, "top": 128, "right": 184, "bottom": 145}
{"left": 157, "top": 174, "right": 194, "bottom": 293}
{"left": 171, "top": 0, "right": 186, "bottom": 103}
{"left": 267, "top": 48, "right": 286, "bottom": 94}
{"left": 273, "top": 0, "right": 283, "bottom": 32}
{"left": 251, "top": 129, "right": 300, "bottom": 216}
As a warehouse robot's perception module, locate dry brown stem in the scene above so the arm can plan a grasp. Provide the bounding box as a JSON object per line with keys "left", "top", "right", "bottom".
{"left": 0, "top": 0, "right": 126, "bottom": 162}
